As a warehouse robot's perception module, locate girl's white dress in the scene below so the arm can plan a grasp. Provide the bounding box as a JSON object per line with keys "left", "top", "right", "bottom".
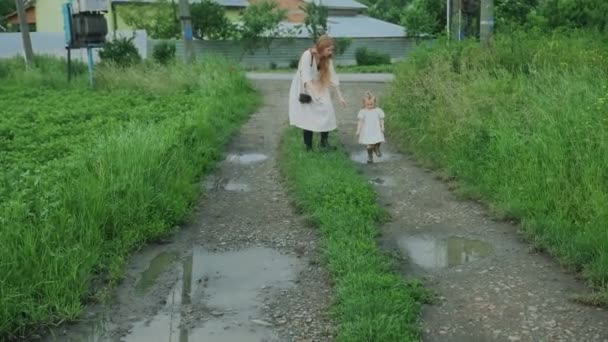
{"left": 358, "top": 108, "right": 386, "bottom": 145}
{"left": 289, "top": 50, "right": 340, "bottom": 132}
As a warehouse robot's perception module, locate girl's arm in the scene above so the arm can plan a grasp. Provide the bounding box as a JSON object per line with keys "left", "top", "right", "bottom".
{"left": 380, "top": 119, "right": 385, "bottom": 132}
{"left": 356, "top": 119, "right": 363, "bottom": 136}
{"left": 329, "top": 60, "right": 347, "bottom": 108}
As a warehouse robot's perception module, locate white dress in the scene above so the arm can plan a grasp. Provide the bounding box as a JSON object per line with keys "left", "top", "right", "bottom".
{"left": 289, "top": 50, "right": 340, "bottom": 132}
{"left": 358, "top": 108, "right": 386, "bottom": 145}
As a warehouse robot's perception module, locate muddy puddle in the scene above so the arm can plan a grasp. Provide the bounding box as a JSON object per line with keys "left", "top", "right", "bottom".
{"left": 350, "top": 150, "right": 395, "bottom": 164}
{"left": 51, "top": 247, "right": 300, "bottom": 342}
{"left": 369, "top": 176, "right": 396, "bottom": 187}
{"left": 226, "top": 153, "right": 268, "bottom": 165}
{"left": 135, "top": 252, "right": 179, "bottom": 294}
{"left": 398, "top": 235, "right": 493, "bottom": 269}
{"left": 223, "top": 181, "right": 250, "bottom": 192}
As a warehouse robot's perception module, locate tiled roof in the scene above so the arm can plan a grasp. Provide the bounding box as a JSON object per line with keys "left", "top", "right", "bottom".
{"left": 304, "top": 0, "right": 367, "bottom": 10}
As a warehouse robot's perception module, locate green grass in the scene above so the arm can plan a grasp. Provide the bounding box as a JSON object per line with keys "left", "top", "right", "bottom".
{"left": 279, "top": 129, "right": 430, "bottom": 341}
{"left": 385, "top": 30, "right": 608, "bottom": 291}
{"left": 0, "top": 56, "right": 258, "bottom": 338}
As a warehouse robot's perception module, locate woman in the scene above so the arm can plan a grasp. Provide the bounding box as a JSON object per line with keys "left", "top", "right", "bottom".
{"left": 289, "top": 35, "right": 347, "bottom": 151}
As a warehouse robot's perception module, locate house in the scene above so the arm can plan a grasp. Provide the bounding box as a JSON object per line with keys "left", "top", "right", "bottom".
{"left": 33, "top": 0, "right": 405, "bottom": 39}
{"left": 279, "top": 0, "right": 406, "bottom": 39}
{"left": 33, "top": 0, "right": 248, "bottom": 33}
{"left": 3, "top": 1, "right": 36, "bottom": 32}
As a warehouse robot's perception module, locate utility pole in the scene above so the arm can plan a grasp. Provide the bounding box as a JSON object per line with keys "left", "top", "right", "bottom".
{"left": 480, "top": 0, "right": 494, "bottom": 47}
{"left": 178, "top": 0, "right": 195, "bottom": 64}
{"left": 449, "top": 0, "right": 463, "bottom": 41}
{"left": 15, "top": 0, "right": 34, "bottom": 66}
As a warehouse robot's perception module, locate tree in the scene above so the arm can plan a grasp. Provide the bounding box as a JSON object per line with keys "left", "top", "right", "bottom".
{"left": 119, "top": 0, "right": 180, "bottom": 39}
{"left": 361, "top": 0, "right": 409, "bottom": 24}
{"left": 239, "top": 0, "right": 287, "bottom": 54}
{"left": 401, "top": 0, "right": 437, "bottom": 39}
{"left": 400, "top": 0, "right": 445, "bottom": 37}
{"left": 0, "top": 0, "right": 15, "bottom": 16}
{"left": 301, "top": 2, "right": 328, "bottom": 41}
{"left": 191, "top": 0, "right": 236, "bottom": 39}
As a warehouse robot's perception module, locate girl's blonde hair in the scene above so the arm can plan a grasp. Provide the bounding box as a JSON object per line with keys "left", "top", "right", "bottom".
{"left": 315, "top": 35, "right": 334, "bottom": 88}
{"left": 362, "top": 91, "right": 377, "bottom": 108}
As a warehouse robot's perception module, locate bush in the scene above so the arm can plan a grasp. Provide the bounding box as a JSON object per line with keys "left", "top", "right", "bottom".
{"left": 152, "top": 41, "right": 177, "bottom": 65}
{"left": 355, "top": 47, "right": 391, "bottom": 66}
{"left": 334, "top": 37, "right": 353, "bottom": 56}
{"left": 99, "top": 36, "right": 142, "bottom": 67}
{"left": 289, "top": 58, "right": 299, "bottom": 69}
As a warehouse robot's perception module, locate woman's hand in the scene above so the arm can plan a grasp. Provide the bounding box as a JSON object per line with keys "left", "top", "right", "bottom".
{"left": 339, "top": 97, "right": 347, "bottom": 109}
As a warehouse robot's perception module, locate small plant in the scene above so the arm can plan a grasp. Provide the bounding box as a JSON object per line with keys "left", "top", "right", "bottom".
{"left": 334, "top": 37, "right": 352, "bottom": 56}
{"left": 289, "top": 58, "right": 299, "bottom": 69}
{"left": 270, "top": 62, "right": 278, "bottom": 70}
{"left": 355, "top": 47, "right": 391, "bottom": 66}
{"left": 99, "top": 36, "right": 142, "bottom": 67}
{"left": 152, "top": 41, "right": 176, "bottom": 65}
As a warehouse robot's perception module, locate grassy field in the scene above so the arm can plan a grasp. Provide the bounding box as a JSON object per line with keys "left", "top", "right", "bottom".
{"left": 0, "top": 57, "right": 258, "bottom": 338}
{"left": 279, "top": 129, "right": 430, "bottom": 341}
{"left": 385, "top": 31, "right": 608, "bottom": 291}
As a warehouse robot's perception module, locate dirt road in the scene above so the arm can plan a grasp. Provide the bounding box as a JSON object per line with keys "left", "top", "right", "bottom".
{"left": 43, "top": 76, "right": 607, "bottom": 342}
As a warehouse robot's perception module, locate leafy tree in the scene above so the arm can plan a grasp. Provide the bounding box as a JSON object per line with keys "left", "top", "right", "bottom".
{"left": 239, "top": 0, "right": 287, "bottom": 54}
{"left": 301, "top": 2, "right": 328, "bottom": 40}
{"left": 401, "top": 0, "right": 437, "bottom": 38}
{"left": 361, "top": 0, "right": 409, "bottom": 24}
{"left": 400, "top": 0, "right": 445, "bottom": 36}
{"left": 119, "top": 0, "right": 180, "bottom": 39}
{"left": 191, "top": 0, "right": 236, "bottom": 39}
{"left": 0, "top": 0, "right": 15, "bottom": 17}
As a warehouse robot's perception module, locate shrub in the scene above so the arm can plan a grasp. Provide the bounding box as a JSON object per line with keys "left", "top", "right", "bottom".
{"left": 335, "top": 37, "right": 353, "bottom": 56}
{"left": 355, "top": 47, "right": 391, "bottom": 66}
{"left": 152, "top": 41, "right": 177, "bottom": 65}
{"left": 99, "top": 36, "right": 142, "bottom": 67}
{"left": 289, "top": 58, "right": 299, "bottom": 69}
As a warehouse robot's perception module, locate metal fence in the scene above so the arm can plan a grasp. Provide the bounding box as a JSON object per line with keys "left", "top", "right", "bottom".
{"left": 148, "top": 37, "right": 422, "bottom": 68}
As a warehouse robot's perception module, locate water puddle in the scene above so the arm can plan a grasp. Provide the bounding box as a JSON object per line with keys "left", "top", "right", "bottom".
{"left": 223, "top": 181, "right": 250, "bottom": 192}
{"left": 369, "top": 176, "right": 396, "bottom": 187}
{"left": 351, "top": 150, "right": 394, "bottom": 164}
{"left": 398, "top": 235, "right": 493, "bottom": 269}
{"left": 135, "top": 252, "right": 179, "bottom": 294}
{"left": 226, "top": 153, "right": 268, "bottom": 165}
{"left": 47, "top": 247, "right": 298, "bottom": 342}
{"left": 126, "top": 247, "right": 298, "bottom": 341}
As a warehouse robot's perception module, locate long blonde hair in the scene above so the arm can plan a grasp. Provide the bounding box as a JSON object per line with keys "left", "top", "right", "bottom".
{"left": 314, "top": 35, "right": 334, "bottom": 88}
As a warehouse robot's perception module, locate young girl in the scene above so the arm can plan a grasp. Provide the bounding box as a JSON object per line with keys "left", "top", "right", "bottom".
{"left": 356, "top": 91, "right": 385, "bottom": 163}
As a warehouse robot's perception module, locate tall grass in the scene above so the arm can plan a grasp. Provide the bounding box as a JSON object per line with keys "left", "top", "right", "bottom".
{"left": 279, "top": 130, "right": 430, "bottom": 341}
{"left": 385, "top": 30, "right": 608, "bottom": 288}
{"left": 0, "top": 57, "right": 258, "bottom": 338}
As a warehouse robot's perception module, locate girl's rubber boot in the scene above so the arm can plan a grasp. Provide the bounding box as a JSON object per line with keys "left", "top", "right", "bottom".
{"left": 375, "top": 143, "right": 382, "bottom": 157}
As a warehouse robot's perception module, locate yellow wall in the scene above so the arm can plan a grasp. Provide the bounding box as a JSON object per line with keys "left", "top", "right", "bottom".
{"left": 36, "top": 0, "right": 66, "bottom": 32}
{"left": 36, "top": 0, "right": 122, "bottom": 32}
